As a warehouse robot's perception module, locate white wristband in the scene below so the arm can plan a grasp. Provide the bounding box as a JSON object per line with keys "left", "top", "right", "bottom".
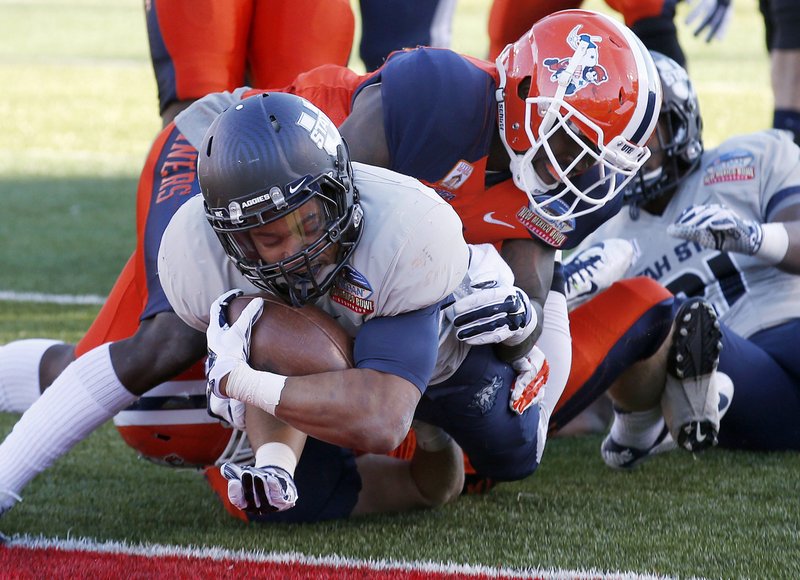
{"left": 225, "top": 364, "right": 287, "bottom": 415}
{"left": 756, "top": 222, "right": 789, "bottom": 265}
{"left": 255, "top": 442, "right": 298, "bottom": 476}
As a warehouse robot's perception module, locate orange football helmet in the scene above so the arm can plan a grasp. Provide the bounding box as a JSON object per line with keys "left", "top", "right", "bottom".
{"left": 113, "top": 378, "right": 253, "bottom": 469}
{"left": 496, "top": 9, "right": 662, "bottom": 223}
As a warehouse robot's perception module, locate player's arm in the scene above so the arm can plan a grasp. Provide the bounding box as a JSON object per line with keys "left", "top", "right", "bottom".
{"left": 207, "top": 293, "right": 435, "bottom": 454}
{"left": 339, "top": 84, "right": 391, "bottom": 168}
{"left": 499, "top": 238, "right": 553, "bottom": 348}
{"left": 668, "top": 202, "right": 800, "bottom": 274}
{"left": 770, "top": 204, "right": 800, "bottom": 273}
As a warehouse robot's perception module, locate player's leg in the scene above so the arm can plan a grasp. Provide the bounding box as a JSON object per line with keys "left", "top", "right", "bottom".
{"left": 488, "top": 0, "right": 580, "bottom": 60}
{"left": 551, "top": 277, "right": 675, "bottom": 430}
{"left": 0, "top": 124, "right": 206, "bottom": 515}
{"left": 359, "top": 0, "right": 455, "bottom": 71}
{"left": 248, "top": 0, "right": 354, "bottom": 88}
{"left": 762, "top": 0, "right": 800, "bottom": 144}
{"left": 716, "top": 320, "right": 800, "bottom": 450}
{"left": 608, "top": 0, "right": 685, "bottom": 67}
{"left": 600, "top": 298, "right": 726, "bottom": 468}
{"left": 146, "top": 0, "right": 252, "bottom": 125}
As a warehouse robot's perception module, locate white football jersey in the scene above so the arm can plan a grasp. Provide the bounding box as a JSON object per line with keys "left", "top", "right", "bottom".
{"left": 158, "top": 163, "right": 472, "bottom": 384}
{"left": 580, "top": 130, "right": 800, "bottom": 338}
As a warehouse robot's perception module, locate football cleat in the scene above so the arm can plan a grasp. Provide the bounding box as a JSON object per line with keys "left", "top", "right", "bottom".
{"left": 603, "top": 372, "right": 732, "bottom": 469}
{"left": 601, "top": 421, "right": 677, "bottom": 470}
{"left": 662, "top": 298, "right": 724, "bottom": 452}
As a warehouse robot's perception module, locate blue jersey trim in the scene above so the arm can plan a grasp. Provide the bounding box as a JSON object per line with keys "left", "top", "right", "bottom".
{"left": 765, "top": 184, "right": 800, "bottom": 221}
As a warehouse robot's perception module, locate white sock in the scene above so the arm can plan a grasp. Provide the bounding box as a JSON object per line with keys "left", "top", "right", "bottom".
{"left": 0, "top": 343, "right": 137, "bottom": 499}
{"left": 535, "top": 290, "right": 572, "bottom": 422}
{"left": 0, "top": 339, "right": 63, "bottom": 413}
{"left": 530, "top": 290, "right": 571, "bottom": 463}
{"left": 609, "top": 405, "right": 664, "bottom": 448}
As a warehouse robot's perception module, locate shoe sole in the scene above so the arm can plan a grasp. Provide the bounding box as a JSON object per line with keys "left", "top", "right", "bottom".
{"left": 667, "top": 298, "right": 723, "bottom": 452}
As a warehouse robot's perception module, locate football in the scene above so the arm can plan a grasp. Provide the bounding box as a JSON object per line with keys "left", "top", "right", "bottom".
{"left": 227, "top": 293, "right": 354, "bottom": 374}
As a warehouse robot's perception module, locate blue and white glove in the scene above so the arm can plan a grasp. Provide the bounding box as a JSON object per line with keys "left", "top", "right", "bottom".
{"left": 563, "top": 239, "right": 637, "bottom": 309}
{"left": 667, "top": 204, "right": 763, "bottom": 254}
{"left": 205, "top": 289, "right": 263, "bottom": 398}
{"left": 221, "top": 462, "right": 298, "bottom": 514}
{"left": 685, "top": 0, "right": 733, "bottom": 42}
{"left": 207, "top": 383, "right": 247, "bottom": 430}
{"left": 451, "top": 282, "right": 535, "bottom": 346}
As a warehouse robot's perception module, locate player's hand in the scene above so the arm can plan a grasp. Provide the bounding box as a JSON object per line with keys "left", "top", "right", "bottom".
{"left": 509, "top": 345, "right": 550, "bottom": 415}
{"left": 221, "top": 462, "right": 298, "bottom": 514}
{"left": 205, "top": 290, "right": 263, "bottom": 397}
{"left": 451, "top": 283, "right": 535, "bottom": 346}
{"left": 685, "top": 0, "right": 733, "bottom": 43}
{"left": 667, "top": 204, "right": 763, "bottom": 255}
{"left": 206, "top": 383, "right": 247, "bottom": 430}
{"left": 563, "top": 239, "right": 637, "bottom": 309}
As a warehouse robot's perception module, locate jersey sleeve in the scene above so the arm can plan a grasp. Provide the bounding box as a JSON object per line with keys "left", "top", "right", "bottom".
{"left": 353, "top": 302, "right": 443, "bottom": 393}
{"left": 356, "top": 48, "right": 496, "bottom": 183}
{"left": 757, "top": 130, "right": 800, "bottom": 220}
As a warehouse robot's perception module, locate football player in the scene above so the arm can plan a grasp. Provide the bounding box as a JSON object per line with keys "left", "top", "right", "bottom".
{"left": 146, "top": 0, "right": 355, "bottom": 126}
{"left": 158, "top": 92, "right": 572, "bottom": 518}
{"left": 0, "top": 10, "right": 666, "bottom": 516}
{"left": 571, "top": 51, "right": 800, "bottom": 465}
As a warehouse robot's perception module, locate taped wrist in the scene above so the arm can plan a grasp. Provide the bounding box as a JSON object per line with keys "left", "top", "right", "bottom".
{"left": 755, "top": 222, "right": 789, "bottom": 264}
{"left": 225, "top": 364, "right": 287, "bottom": 415}
{"left": 255, "top": 442, "right": 298, "bottom": 476}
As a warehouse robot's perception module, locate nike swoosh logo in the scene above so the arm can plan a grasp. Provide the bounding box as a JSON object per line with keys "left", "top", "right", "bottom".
{"left": 695, "top": 423, "right": 707, "bottom": 443}
{"left": 288, "top": 178, "right": 307, "bottom": 194}
{"left": 483, "top": 212, "right": 515, "bottom": 229}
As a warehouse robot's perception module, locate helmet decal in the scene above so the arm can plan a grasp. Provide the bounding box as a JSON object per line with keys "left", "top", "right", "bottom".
{"left": 543, "top": 26, "right": 608, "bottom": 97}
{"left": 296, "top": 99, "right": 342, "bottom": 156}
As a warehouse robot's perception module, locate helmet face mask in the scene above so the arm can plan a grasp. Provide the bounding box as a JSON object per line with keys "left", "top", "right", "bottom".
{"left": 625, "top": 51, "right": 703, "bottom": 209}
{"left": 200, "top": 93, "right": 363, "bottom": 306}
{"left": 496, "top": 9, "right": 662, "bottom": 223}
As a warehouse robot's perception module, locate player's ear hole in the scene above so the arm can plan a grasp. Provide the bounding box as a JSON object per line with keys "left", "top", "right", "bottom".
{"left": 518, "top": 77, "right": 532, "bottom": 100}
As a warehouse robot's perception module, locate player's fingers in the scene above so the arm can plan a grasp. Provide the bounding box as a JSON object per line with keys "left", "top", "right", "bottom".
{"left": 227, "top": 479, "right": 248, "bottom": 511}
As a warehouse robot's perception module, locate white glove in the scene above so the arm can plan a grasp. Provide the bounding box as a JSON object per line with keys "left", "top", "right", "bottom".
{"left": 221, "top": 462, "right": 298, "bottom": 514}
{"left": 563, "top": 239, "right": 637, "bottom": 309}
{"left": 685, "top": 0, "right": 733, "bottom": 43}
{"left": 667, "top": 204, "right": 763, "bottom": 254}
{"left": 509, "top": 345, "right": 550, "bottom": 415}
{"left": 205, "top": 289, "right": 264, "bottom": 398}
{"left": 451, "top": 283, "right": 535, "bottom": 346}
{"left": 207, "top": 383, "right": 247, "bottom": 430}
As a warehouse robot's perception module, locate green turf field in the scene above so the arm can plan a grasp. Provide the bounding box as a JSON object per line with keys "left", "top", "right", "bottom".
{"left": 1, "top": 1, "right": 798, "bottom": 577}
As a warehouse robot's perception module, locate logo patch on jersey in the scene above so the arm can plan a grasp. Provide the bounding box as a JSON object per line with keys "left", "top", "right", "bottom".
{"left": 543, "top": 25, "right": 608, "bottom": 97}
{"left": 469, "top": 375, "right": 503, "bottom": 415}
{"left": 439, "top": 161, "right": 474, "bottom": 191}
{"left": 516, "top": 197, "right": 574, "bottom": 247}
{"left": 330, "top": 265, "right": 374, "bottom": 314}
{"left": 702, "top": 151, "right": 756, "bottom": 185}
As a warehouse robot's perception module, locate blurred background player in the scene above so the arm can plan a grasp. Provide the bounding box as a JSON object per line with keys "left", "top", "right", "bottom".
{"left": 570, "top": 51, "right": 800, "bottom": 466}
{"left": 488, "top": 0, "right": 689, "bottom": 67}
{"left": 759, "top": 0, "right": 800, "bottom": 144}
{"left": 358, "top": 0, "right": 457, "bottom": 71}
{"left": 145, "top": 0, "right": 355, "bottom": 126}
